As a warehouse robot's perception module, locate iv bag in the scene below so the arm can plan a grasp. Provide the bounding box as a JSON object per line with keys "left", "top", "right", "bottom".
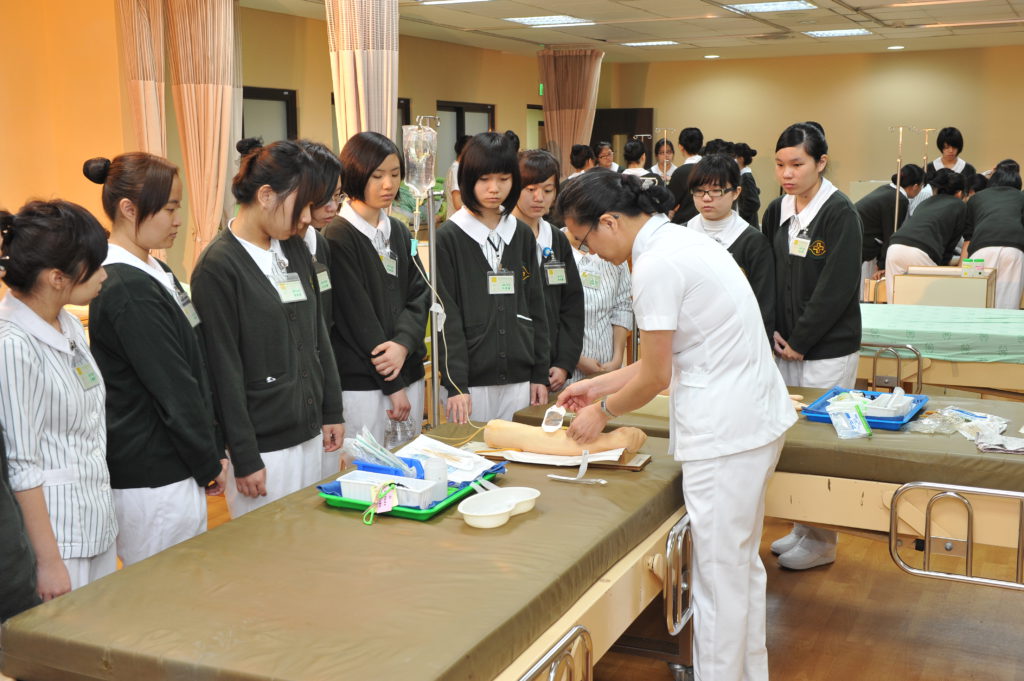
{"left": 403, "top": 124, "right": 437, "bottom": 200}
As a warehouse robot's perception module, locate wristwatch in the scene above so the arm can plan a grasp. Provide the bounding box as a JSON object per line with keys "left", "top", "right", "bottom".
{"left": 599, "top": 397, "right": 618, "bottom": 419}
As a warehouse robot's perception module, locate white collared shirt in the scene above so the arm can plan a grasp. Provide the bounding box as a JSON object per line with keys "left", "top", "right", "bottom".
{"left": 229, "top": 220, "right": 287, "bottom": 278}
{"left": 651, "top": 163, "right": 678, "bottom": 182}
{"left": 888, "top": 182, "right": 908, "bottom": 199}
{"left": 780, "top": 177, "right": 838, "bottom": 238}
{"left": 104, "top": 243, "right": 175, "bottom": 295}
{"left": 686, "top": 210, "right": 748, "bottom": 250}
{"left": 629, "top": 214, "right": 795, "bottom": 461}
{"left": 301, "top": 226, "right": 318, "bottom": 259}
{"left": 450, "top": 206, "right": 517, "bottom": 270}
{"left": 340, "top": 200, "right": 391, "bottom": 254}
{"left": 741, "top": 166, "right": 753, "bottom": 176}
{"left": 622, "top": 167, "right": 649, "bottom": 177}
{"left": 566, "top": 170, "right": 584, "bottom": 180}
{"left": 683, "top": 155, "right": 702, "bottom": 165}
{"left": 535, "top": 218, "right": 553, "bottom": 265}
{"left": 0, "top": 293, "right": 116, "bottom": 559}
{"left": 932, "top": 157, "right": 966, "bottom": 174}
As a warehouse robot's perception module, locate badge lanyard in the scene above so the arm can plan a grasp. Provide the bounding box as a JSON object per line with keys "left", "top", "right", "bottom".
{"left": 486, "top": 235, "right": 514, "bottom": 295}
{"left": 541, "top": 246, "right": 567, "bottom": 286}
{"left": 373, "top": 229, "right": 398, "bottom": 277}
{"left": 270, "top": 249, "right": 308, "bottom": 303}
{"left": 69, "top": 339, "right": 101, "bottom": 391}
{"left": 312, "top": 255, "right": 332, "bottom": 292}
{"left": 166, "top": 273, "right": 201, "bottom": 327}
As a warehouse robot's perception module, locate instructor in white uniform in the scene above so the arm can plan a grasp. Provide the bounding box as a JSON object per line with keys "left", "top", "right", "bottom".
{"left": 556, "top": 170, "right": 796, "bottom": 681}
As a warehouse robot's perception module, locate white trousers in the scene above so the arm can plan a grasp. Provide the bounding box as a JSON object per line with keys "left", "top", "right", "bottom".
{"left": 226, "top": 434, "right": 323, "bottom": 518}
{"left": 333, "top": 380, "right": 426, "bottom": 477}
{"left": 441, "top": 382, "right": 530, "bottom": 423}
{"left": 112, "top": 477, "right": 207, "bottom": 566}
{"left": 683, "top": 434, "right": 785, "bottom": 681}
{"left": 775, "top": 351, "right": 859, "bottom": 391}
{"left": 885, "top": 244, "right": 936, "bottom": 304}
{"left": 971, "top": 246, "right": 1024, "bottom": 309}
{"left": 65, "top": 542, "right": 117, "bottom": 591}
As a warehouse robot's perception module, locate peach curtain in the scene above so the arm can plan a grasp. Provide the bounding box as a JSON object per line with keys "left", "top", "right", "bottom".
{"left": 537, "top": 49, "right": 605, "bottom": 178}
{"left": 117, "top": 0, "right": 168, "bottom": 259}
{"left": 325, "top": 0, "right": 398, "bottom": 143}
{"left": 224, "top": 0, "right": 243, "bottom": 227}
{"left": 165, "top": 0, "right": 234, "bottom": 269}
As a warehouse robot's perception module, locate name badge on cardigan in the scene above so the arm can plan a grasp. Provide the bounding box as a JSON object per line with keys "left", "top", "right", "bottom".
{"left": 544, "top": 261, "right": 567, "bottom": 286}
{"left": 314, "top": 262, "right": 332, "bottom": 292}
{"left": 166, "top": 273, "right": 201, "bottom": 326}
{"left": 380, "top": 251, "right": 398, "bottom": 277}
{"left": 789, "top": 229, "right": 811, "bottom": 258}
{"left": 274, "top": 273, "right": 308, "bottom": 303}
{"left": 488, "top": 269, "right": 515, "bottom": 295}
{"left": 580, "top": 271, "right": 602, "bottom": 290}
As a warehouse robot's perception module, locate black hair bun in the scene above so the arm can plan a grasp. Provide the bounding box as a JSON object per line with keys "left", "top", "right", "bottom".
{"left": 236, "top": 137, "right": 263, "bottom": 156}
{"left": 82, "top": 157, "right": 111, "bottom": 185}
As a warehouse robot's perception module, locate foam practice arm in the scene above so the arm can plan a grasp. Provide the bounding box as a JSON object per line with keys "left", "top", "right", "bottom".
{"left": 483, "top": 419, "right": 647, "bottom": 456}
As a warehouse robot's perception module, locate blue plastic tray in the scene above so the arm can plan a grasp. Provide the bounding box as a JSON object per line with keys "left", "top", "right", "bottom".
{"left": 802, "top": 386, "right": 929, "bottom": 431}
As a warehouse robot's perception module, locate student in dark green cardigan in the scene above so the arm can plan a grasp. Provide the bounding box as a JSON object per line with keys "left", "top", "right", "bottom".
{"left": 437, "top": 132, "right": 550, "bottom": 424}
{"left": 762, "top": 122, "right": 863, "bottom": 571}
{"left": 86, "top": 153, "right": 226, "bottom": 565}
{"left": 191, "top": 139, "right": 344, "bottom": 518}
{"left": 296, "top": 140, "right": 342, "bottom": 334}
{"left": 0, "top": 424, "right": 40, "bottom": 620}
{"left": 512, "top": 149, "right": 584, "bottom": 392}
{"left": 324, "top": 132, "right": 430, "bottom": 451}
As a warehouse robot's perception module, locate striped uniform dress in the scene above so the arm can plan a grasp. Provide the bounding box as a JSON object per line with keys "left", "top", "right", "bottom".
{"left": 0, "top": 293, "right": 116, "bottom": 559}
{"left": 569, "top": 247, "right": 634, "bottom": 383}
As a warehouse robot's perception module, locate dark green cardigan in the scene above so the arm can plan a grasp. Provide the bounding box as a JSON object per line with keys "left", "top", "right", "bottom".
{"left": 191, "top": 229, "right": 343, "bottom": 478}
{"left": 89, "top": 261, "right": 223, "bottom": 489}
{"left": 0, "top": 429, "right": 40, "bottom": 621}
{"left": 435, "top": 218, "right": 550, "bottom": 393}
{"left": 323, "top": 216, "right": 429, "bottom": 395}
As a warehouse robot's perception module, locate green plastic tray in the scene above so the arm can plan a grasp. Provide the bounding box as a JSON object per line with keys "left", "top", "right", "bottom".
{"left": 318, "top": 472, "right": 498, "bottom": 521}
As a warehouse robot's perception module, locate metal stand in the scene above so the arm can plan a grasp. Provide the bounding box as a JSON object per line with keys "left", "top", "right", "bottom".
{"left": 427, "top": 188, "right": 441, "bottom": 428}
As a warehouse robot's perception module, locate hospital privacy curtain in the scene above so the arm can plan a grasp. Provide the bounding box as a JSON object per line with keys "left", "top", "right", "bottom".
{"left": 537, "top": 49, "right": 604, "bottom": 178}
{"left": 117, "top": 0, "right": 167, "bottom": 259}
{"left": 165, "top": 0, "right": 235, "bottom": 270}
{"left": 325, "top": 0, "right": 399, "bottom": 143}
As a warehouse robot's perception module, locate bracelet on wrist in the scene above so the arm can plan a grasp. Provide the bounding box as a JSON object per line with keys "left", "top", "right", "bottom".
{"left": 599, "top": 397, "right": 618, "bottom": 419}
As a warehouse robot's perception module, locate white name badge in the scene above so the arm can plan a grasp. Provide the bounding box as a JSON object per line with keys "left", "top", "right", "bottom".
{"left": 487, "top": 270, "right": 515, "bottom": 295}
{"left": 315, "top": 265, "right": 332, "bottom": 292}
{"left": 789, "top": 232, "right": 810, "bottom": 258}
{"left": 179, "top": 299, "right": 201, "bottom": 327}
{"left": 544, "top": 262, "right": 567, "bottom": 286}
{"left": 72, "top": 352, "right": 101, "bottom": 391}
{"left": 274, "top": 272, "right": 308, "bottom": 303}
{"left": 580, "top": 271, "right": 602, "bottom": 290}
{"left": 380, "top": 254, "right": 398, "bottom": 277}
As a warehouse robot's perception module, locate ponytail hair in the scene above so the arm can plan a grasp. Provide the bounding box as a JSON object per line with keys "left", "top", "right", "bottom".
{"left": 554, "top": 168, "right": 674, "bottom": 227}
{"left": 232, "top": 138, "right": 325, "bottom": 227}
{"left": 83, "top": 153, "right": 178, "bottom": 227}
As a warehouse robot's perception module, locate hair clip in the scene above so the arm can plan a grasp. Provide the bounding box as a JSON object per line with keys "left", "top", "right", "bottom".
{"left": 639, "top": 177, "right": 658, "bottom": 192}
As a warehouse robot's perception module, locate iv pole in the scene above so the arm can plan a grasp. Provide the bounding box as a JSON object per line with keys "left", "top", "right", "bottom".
{"left": 654, "top": 127, "right": 677, "bottom": 182}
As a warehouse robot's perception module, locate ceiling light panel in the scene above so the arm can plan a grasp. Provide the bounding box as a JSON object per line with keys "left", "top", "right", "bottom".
{"left": 503, "top": 15, "right": 591, "bottom": 25}
{"left": 803, "top": 28, "right": 873, "bottom": 36}
{"left": 725, "top": 1, "right": 818, "bottom": 12}
{"left": 621, "top": 40, "right": 681, "bottom": 46}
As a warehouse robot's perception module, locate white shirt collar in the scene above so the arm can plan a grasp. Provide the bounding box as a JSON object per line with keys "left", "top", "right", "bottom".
{"left": 933, "top": 157, "right": 966, "bottom": 173}
{"left": 340, "top": 200, "right": 391, "bottom": 244}
{"left": 686, "top": 211, "right": 747, "bottom": 250}
{"left": 779, "top": 177, "right": 838, "bottom": 233}
{"left": 630, "top": 213, "right": 673, "bottom": 263}
{"left": 535, "top": 218, "right": 554, "bottom": 264}
{"left": 622, "top": 167, "right": 648, "bottom": 176}
{"left": 567, "top": 171, "right": 584, "bottom": 179}
{"left": 229, "top": 219, "right": 285, "bottom": 278}
{"left": 0, "top": 292, "right": 79, "bottom": 354}
{"left": 683, "top": 155, "right": 702, "bottom": 165}
{"left": 301, "top": 227, "right": 318, "bottom": 258}
{"left": 651, "top": 163, "right": 677, "bottom": 177}
{"left": 449, "top": 206, "right": 517, "bottom": 246}
{"left": 741, "top": 166, "right": 752, "bottom": 175}
{"left": 888, "top": 182, "right": 908, "bottom": 199}
{"left": 103, "top": 243, "right": 175, "bottom": 293}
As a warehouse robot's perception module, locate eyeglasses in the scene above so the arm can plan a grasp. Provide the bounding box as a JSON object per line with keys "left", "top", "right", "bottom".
{"left": 598, "top": 153, "right": 613, "bottom": 160}
{"left": 690, "top": 187, "right": 736, "bottom": 199}
{"left": 578, "top": 225, "right": 596, "bottom": 253}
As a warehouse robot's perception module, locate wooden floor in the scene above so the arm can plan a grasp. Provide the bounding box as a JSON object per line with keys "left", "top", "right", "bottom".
{"left": 206, "top": 499, "right": 1024, "bottom": 681}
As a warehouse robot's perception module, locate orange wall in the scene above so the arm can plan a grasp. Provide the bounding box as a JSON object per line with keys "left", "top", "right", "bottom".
{"left": 0, "top": 1, "right": 126, "bottom": 221}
